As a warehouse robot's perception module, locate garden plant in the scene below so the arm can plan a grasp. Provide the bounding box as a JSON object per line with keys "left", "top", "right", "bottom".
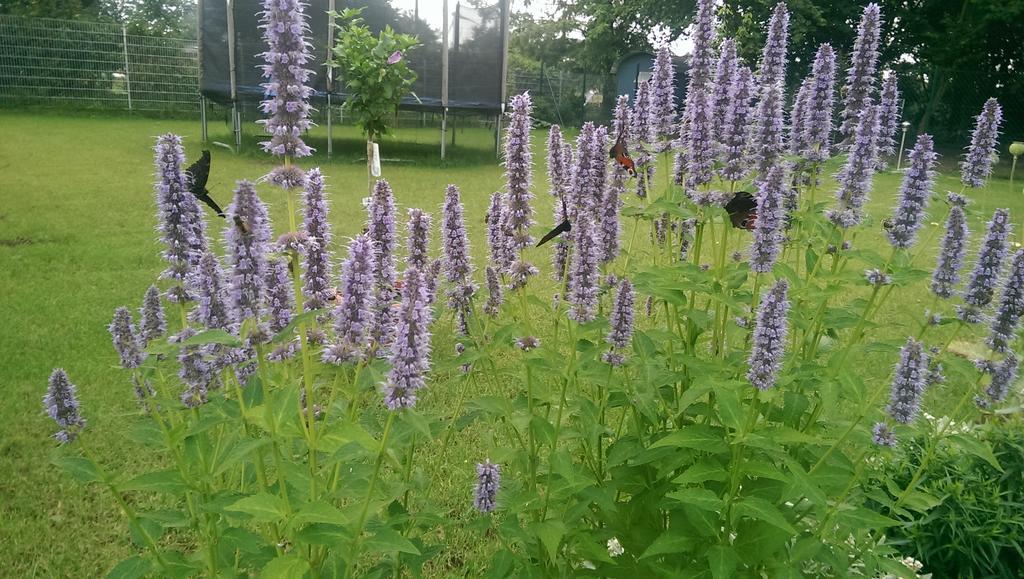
{"left": 42, "top": 0, "right": 1022, "bottom": 576}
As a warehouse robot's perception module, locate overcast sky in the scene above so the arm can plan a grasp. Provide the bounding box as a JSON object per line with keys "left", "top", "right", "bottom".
{"left": 387, "top": 0, "right": 694, "bottom": 56}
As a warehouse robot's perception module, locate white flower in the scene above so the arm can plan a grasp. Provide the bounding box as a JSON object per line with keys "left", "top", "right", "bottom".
{"left": 607, "top": 537, "right": 624, "bottom": 558}
{"left": 901, "top": 556, "right": 924, "bottom": 572}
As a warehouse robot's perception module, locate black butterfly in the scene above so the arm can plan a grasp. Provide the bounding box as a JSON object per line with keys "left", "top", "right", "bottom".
{"left": 186, "top": 150, "right": 225, "bottom": 218}
{"left": 725, "top": 191, "right": 758, "bottom": 230}
{"left": 537, "top": 194, "right": 572, "bottom": 247}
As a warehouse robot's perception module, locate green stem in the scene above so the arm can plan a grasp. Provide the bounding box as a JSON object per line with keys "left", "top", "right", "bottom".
{"left": 345, "top": 412, "right": 395, "bottom": 578}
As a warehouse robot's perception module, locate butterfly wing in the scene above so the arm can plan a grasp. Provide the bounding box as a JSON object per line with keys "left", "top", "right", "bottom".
{"left": 725, "top": 191, "right": 758, "bottom": 230}
{"left": 536, "top": 220, "right": 571, "bottom": 247}
{"left": 186, "top": 150, "right": 211, "bottom": 192}
{"left": 198, "top": 193, "right": 226, "bottom": 218}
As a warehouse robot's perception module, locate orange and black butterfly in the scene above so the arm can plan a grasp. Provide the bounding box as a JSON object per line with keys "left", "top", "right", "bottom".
{"left": 609, "top": 133, "right": 636, "bottom": 176}
{"left": 537, "top": 195, "right": 571, "bottom": 247}
{"left": 186, "top": 150, "right": 226, "bottom": 218}
{"left": 725, "top": 191, "right": 757, "bottom": 230}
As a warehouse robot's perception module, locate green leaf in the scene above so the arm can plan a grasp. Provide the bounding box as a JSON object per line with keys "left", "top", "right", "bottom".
{"left": 715, "top": 386, "right": 744, "bottom": 432}
{"left": 364, "top": 527, "right": 421, "bottom": 555}
{"left": 733, "top": 497, "right": 796, "bottom": 535}
{"left": 672, "top": 460, "right": 727, "bottom": 486}
{"left": 53, "top": 456, "right": 105, "bottom": 484}
{"left": 835, "top": 507, "right": 900, "bottom": 529}
{"left": 950, "top": 433, "right": 1003, "bottom": 472}
{"left": 261, "top": 554, "right": 310, "bottom": 579}
{"left": 639, "top": 533, "right": 697, "bottom": 560}
{"left": 650, "top": 424, "right": 728, "bottom": 454}
{"left": 707, "top": 545, "right": 738, "bottom": 579}
{"left": 270, "top": 309, "right": 326, "bottom": 344}
{"left": 291, "top": 500, "right": 349, "bottom": 527}
{"left": 533, "top": 520, "right": 566, "bottom": 562}
{"left": 180, "top": 329, "right": 241, "bottom": 348}
{"left": 667, "top": 487, "right": 724, "bottom": 512}
{"left": 213, "top": 438, "right": 271, "bottom": 477}
{"left": 122, "top": 469, "right": 189, "bottom": 494}
{"left": 295, "top": 523, "right": 350, "bottom": 546}
{"left": 105, "top": 555, "right": 152, "bottom": 579}
{"left": 226, "top": 493, "right": 288, "bottom": 522}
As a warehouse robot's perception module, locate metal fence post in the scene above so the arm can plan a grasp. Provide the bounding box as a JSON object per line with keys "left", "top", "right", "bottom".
{"left": 121, "top": 24, "right": 132, "bottom": 111}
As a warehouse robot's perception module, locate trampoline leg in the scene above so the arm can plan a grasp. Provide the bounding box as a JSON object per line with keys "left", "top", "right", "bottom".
{"left": 494, "top": 113, "right": 502, "bottom": 159}
{"left": 440, "top": 107, "right": 447, "bottom": 160}
{"left": 200, "top": 96, "right": 208, "bottom": 143}
{"left": 327, "top": 94, "right": 333, "bottom": 158}
{"left": 232, "top": 103, "right": 242, "bottom": 153}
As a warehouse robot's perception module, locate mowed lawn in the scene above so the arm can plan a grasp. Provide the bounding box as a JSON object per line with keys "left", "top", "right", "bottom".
{"left": 1, "top": 110, "right": 1021, "bottom": 576}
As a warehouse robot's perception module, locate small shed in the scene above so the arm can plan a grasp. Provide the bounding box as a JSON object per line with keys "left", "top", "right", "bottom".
{"left": 611, "top": 51, "right": 687, "bottom": 105}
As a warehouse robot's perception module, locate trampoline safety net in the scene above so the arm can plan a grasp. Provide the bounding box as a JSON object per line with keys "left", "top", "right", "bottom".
{"left": 199, "top": 0, "right": 508, "bottom": 112}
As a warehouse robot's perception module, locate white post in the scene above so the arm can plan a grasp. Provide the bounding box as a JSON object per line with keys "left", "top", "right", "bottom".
{"left": 226, "top": 0, "right": 240, "bottom": 152}
{"left": 200, "top": 96, "right": 209, "bottom": 142}
{"left": 121, "top": 24, "right": 132, "bottom": 111}
{"left": 440, "top": 0, "right": 449, "bottom": 160}
{"left": 896, "top": 121, "right": 911, "bottom": 171}
{"left": 326, "top": 0, "right": 336, "bottom": 157}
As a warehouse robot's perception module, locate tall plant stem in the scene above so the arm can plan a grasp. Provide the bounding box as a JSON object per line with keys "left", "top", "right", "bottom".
{"left": 891, "top": 376, "right": 982, "bottom": 512}
{"left": 346, "top": 412, "right": 395, "bottom": 578}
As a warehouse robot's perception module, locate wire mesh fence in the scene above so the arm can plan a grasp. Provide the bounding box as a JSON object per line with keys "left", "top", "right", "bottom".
{"left": 0, "top": 15, "right": 199, "bottom": 113}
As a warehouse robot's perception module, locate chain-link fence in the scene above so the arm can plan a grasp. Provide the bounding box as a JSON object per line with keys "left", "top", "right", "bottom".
{"left": 0, "top": 15, "right": 199, "bottom": 113}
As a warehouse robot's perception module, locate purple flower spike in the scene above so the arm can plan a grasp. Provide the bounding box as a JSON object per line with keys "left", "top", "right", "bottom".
{"left": 442, "top": 185, "right": 478, "bottom": 329}
{"left": 570, "top": 123, "right": 600, "bottom": 217}
{"left": 961, "top": 98, "right": 1003, "bottom": 188}
{"left": 109, "top": 307, "right": 144, "bottom": 369}
{"left": 368, "top": 179, "right": 398, "bottom": 350}
{"left": 547, "top": 125, "right": 571, "bottom": 198}
{"left": 257, "top": 0, "right": 314, "bottom": 158}
{"left": 749, "top": 3, "right": 789, "bottom": 178}
{"left": 324, "top": 234, "right": 376, "bottom": 365}
{"left": 516, "top": 336, "right": 541, "bottom": 351}
{"left": 226, "top": 180, "right": 272, "bottom": 326}
{"left": 193, "top": 251, "right": 232, "bottom": 331}
{"left": 484, "top": 265, "right": 503, "bottom": 317}
{"left": 720, "top": 65, "right": 754, "bottom": 182}
{"left": 139, "top": 285, "right": 166, "bottom": 347}
{"left": 154, "top": 134, "right": 207, "bottom": 303}
{"left": 425, "top": 257, "right": 442, "bottom": 305}
{"left": 302, "top": 168, "right": 333, "bottom": 310}
{"left": 406, "top": 208, "right": 432, "bottom": 271}
{"left": 748, "top": 279, "right": 790, "bottom": 391}
{"left": 865, "top": 269, "right": 893, "bottom": 286}
{"left": 567, "top": 214, "right": 600, "bottom": 323}
{"left": 887, "top": 134, "right": 938, "bottom": 249}
{"left": 504, "top": 92, "right": 535, "bottom": 251}
{"left": 983, "top": 353, "right": 1019, "bottom": 405}
{"left": 383, "top": 267, "right": 432, "bottom": 410}
{"left": 960, "top": 208, "right": 1012, "bottom": 322}
{"left": 931, "top": 194, "right": 971, "bottom": 298}
{"left": 649, "top": 45, "right": 677, "bottom": 152}
{"left": 887, "top": 338, "right": 929, "bottom": 424}
{"left": 551, "top": 186, "right": 570, "bottom": 281}
{"left": 682, "top": 0, "right": 717, "bottom": 196}
{"left": 599, "top": 97, "right": 628, "bottom": 262}
{"left": 989, "top": 248, "right": 1024, "bottom": 352}
{"left": 801, "top": 43, "right": 837, "bottom": 162}
{"left": 839, "top": 3, "right": 882, "bottom": 143}
{"left": 789, "top": 77, "right": 812, "bottom": 156}
{"left": 44, "top": 369, "right": 85, "bottom": 444}
{"left": 876, "top": 75, "right": 901, "bottom": 168}
{"left": 474, "top": 460, "right": 501, "bottom": 513}
{"left": 265, "top": 258, "right": 294, "bottom": 334}
{"left": 631, "top": 79, "right": 653, "bottom": 147}
{"left": 607, "top": 278, "right": 635, "bottom": 349}
{"left": 872, "top": 422, "right": 897, "bottom": 447}
{"left": 486, "top": 192, "right": 510, "bottom": 270}
{"left": 749, "top": 163, "right": 788, "bottom": 273}
{"left": 712, "top": 39, "right": 738, "bottom": 138}
{"left": 828, "top": 105, "right": 880, "bottom": 228}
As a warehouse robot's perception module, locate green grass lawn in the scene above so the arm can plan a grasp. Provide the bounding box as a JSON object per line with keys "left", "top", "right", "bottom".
{"left": 1, "top": 110, "right": 1021, "bottom": 576}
